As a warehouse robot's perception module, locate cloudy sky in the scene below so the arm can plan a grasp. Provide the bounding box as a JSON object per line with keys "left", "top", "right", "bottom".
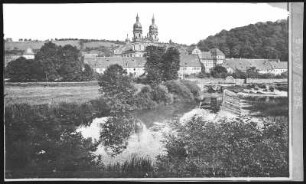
{"left": 3, "top": 3, "right": 289, "bottom": 45}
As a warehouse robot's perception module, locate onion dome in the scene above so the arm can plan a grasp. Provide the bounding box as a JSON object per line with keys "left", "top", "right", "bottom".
{"left": 133, "top": 13, "right": 142, "bottom": 29}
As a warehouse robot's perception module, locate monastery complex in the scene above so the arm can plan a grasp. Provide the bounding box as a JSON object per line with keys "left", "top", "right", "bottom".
{"left": 4, "top": 14, "right": 288, "bottom": 79}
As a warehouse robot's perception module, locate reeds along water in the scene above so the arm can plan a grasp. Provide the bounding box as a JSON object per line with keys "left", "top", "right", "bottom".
{"left": 100, "top": 155, "right": 154, "bottom": 177}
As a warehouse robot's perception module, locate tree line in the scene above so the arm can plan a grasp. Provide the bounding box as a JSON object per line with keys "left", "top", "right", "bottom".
{"left": 197, "top": 20, "right": 288, "bottom": 61}
{"left": 5, "top": 42, "right": 95, "bottom": 82}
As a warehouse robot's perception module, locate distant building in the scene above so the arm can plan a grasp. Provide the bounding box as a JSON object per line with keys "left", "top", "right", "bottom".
{"left": 114, "top": 14, "right": 162, "bottom": 57}
{"left": 5, "top": 38, "right": 13, "bottom": 42}
{"left": 22, "top": 48, "right": 35, "bottom": 59}
{"left": 191, "top": 47, "right": 225, "bottom": 73}
{"left": 222, "top": 58, "right": 288, "bottom": 75}
{"left": 178, "top": 55, "right": 202, "bottom": 79}
{"left": 84, "top": 53, "right": 202, "bottom": 79}
{"left": 85, "top": 57, "right": 146, "bottom": 77}
{"left": 191, "top": 46, "right": 201, "bottom": 55}
{"left": 269, "top": 61, "right": 288, "bottom": 75}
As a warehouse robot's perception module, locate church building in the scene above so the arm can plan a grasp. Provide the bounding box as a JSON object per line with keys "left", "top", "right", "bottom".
{"left": 114, "top": 14, "right": 160, "bottom": 57}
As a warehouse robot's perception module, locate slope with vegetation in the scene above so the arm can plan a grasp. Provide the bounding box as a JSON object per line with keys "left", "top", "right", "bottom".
{"left": 197, "top": 20, "right": 288, "bottom": 61}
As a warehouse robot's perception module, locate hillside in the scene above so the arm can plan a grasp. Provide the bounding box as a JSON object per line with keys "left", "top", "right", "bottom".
{"left": 197, "top": 20, "right": 288, "bottom": 61}
{"left": 4, "top": 39, "right": 125, "bottom": 52}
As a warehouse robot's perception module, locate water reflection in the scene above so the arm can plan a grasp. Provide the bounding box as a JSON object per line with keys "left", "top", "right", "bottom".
{"left": 97, "top": 121, "right": 168, "bottom": 165}
{"left": 77, "top": 102, "right": 197, "bottom": 164}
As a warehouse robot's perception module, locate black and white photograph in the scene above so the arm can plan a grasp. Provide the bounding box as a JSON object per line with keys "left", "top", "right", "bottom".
{"left": 3, "top": 2, "right": 303, "bottom": 181}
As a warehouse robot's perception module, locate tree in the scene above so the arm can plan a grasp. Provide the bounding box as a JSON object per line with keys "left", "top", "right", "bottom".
{"left": 35, "top": 42, "right": 62, "bottom": 81}
{"left": 58, "top": 45, "right": 83, "bottom": 81}
{"left": 162, "top": 47, "right": 180, "bottom": 81}
{"left": 98, "top": 64, "right": 136, "bottom": 114}
{"left": 232, "top": 69, "right": 247, "bottom": 79}
{"left": 246, "top": 67, "right": 259, "bottom": 78}
{"left": 36, "top": 42, "right": 85, "bottom": 82}
{"left": 210, "top": 65, "right": 228, "bottom": 78}
{"left": 144, "top": 46, "right": 165, "bottom": 85}
{"left": 82, "top": 63, "right": 95, "bottom": 81}
{"left": 196, "top": 20, "right": 288, "bottom": 60}
{"left": 5, "top": 57, "right": 44, "bottom": 82}
{"left": 5, "top": 103, "right": 100, "bottom": 178}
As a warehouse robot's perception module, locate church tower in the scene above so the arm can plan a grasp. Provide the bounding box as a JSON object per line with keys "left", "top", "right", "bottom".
{"left": 148, "top": 14, "right": 158, "bottom": 42}
{"left": 133, "top": 13, "right": 143, "bottom": 42}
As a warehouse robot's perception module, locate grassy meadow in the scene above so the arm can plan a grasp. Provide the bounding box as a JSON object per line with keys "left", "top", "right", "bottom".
{"left": 4, "top": 81, "right": 145, "bottom": 106}
{"left": 4, "top": 82, "right": 100, "bottom": 106}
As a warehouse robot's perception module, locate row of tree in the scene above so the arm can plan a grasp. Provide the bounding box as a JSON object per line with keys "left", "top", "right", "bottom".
{"left": 197, "top": 20, "right": 288, "bottom": 61}
{"left": 5, "top": 42, "right": 95, "bottom": 82}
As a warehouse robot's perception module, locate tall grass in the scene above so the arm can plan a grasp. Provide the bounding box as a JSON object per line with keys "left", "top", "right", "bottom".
{"left": 100, "top": 156, "right": 154, "bottom": 177}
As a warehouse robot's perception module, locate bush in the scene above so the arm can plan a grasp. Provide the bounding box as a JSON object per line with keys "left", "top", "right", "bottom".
{"left": 164, "top": 80, "right": 194, "bottom": 102}
{"left": 151, "top": 84, "right": 173, "bottom": 104}
{"left": 181, "top": 80, "right": 201, "bottom": 98}
{"left": 133, "top": 86, "right": 157, "bottom": 110}
{"left": 156, "top": 116, "right": 289, "bottom": 177}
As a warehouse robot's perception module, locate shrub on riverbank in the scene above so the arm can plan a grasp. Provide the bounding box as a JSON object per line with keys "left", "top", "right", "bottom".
{"left": 154, "top": 116, "right": 289, "bottom": 177}
{"left": 164, "top": 80, "right": 194, "bottom": 102}
{"left": 180, "top": 80, "right": 201, "bottom": 98}
{"left": 151, "top": 84, "right": 173, "bottom": 104}
{"left": 133, "top": 85, "right": 157, "bottom": 110}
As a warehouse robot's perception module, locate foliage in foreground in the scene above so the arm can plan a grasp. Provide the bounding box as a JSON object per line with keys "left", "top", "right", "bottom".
{"left": 155, "top": 116, "right": 289, "bottom": 177}
{"left": 5, "top": 100, "right": 110, "bottom": 178}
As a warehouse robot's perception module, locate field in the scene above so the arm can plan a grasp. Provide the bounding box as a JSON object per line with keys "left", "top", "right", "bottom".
{"left": 4, "top": 81, "right": 145, "bottom": 106}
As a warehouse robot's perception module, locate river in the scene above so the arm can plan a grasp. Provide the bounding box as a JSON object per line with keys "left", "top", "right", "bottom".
{"left": 77, "top": 102, "right": 197, "bottom": 165}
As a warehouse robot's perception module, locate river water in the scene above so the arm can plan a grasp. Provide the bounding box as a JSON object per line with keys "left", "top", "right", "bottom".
{"left": 77, "top": 102, "right": 197, "bottom": 164}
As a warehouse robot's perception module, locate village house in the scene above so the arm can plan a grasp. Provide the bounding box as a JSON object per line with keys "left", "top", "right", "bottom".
{"left": 191, "top": 47, "right": 225, "bottom": 73}
{"left": 22, "top": 48, "right": 35, "bottom": 60}
{"left": 222, "top": 58, "right": 288, "bottom": 75}
{"left": 84, "top": 53, "right": 202, "bottom": 79}
{"left": 178, "top": 55, "right": 202, "bottom": 79}
{"left": 4, "top": 47, "right": 36, "bottom": 67}
{"left": 269, "top": 61, "right": 288, "bottom": 75}
{"left": 84, "top": 57, "right": 146, "bottom": 77}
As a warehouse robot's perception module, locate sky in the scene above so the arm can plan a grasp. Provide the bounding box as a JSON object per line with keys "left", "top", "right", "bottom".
{"left": 3, "top": 3, "right": 289, "bottom": 45}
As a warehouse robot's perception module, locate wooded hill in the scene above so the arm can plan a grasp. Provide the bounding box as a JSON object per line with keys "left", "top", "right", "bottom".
{"left": 197, "top": 20, "right": 288, "bottom": 61}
